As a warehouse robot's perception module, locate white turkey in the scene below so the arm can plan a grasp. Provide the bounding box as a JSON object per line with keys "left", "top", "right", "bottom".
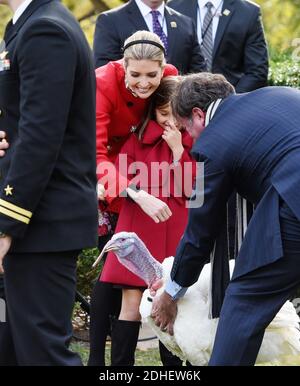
{"left": 93, "top": 231, "right": 300, "bottom": 365}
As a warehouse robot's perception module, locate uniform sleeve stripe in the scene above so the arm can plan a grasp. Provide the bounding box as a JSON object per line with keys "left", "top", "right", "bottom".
{"left": 0, "top": 199, "right": 32, "bottom": 218}
{"left": 0, "top": 207, "right": 30, "bottom": 224}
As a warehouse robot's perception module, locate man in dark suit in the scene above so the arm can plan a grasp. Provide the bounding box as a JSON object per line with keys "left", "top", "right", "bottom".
{"left": 151, "top": 73, "right": 300, "bottom": 365}
{"left": 0, "top": 0, "right": 98, "bottom": 365}
{"left": 93, "top": 0, "right": 207, "bottom": 74}
{"left": 168, "top": 0, "right": 269, "bottom": 92}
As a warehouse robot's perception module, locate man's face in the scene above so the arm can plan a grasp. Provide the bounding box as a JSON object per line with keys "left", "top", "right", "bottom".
{"left": 178, "top": 108, "right": 206, "bottom": 141}
{"left": 141, "top": 0, "right": 164, "bottom": 9}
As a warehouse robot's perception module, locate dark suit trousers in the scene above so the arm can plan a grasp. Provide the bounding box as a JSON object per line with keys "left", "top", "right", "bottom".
{"left": 0, "top": 250, "right": 82, "bottom": 366}
{"left": 209, "top": 201, "right": 300, "bottom": 366}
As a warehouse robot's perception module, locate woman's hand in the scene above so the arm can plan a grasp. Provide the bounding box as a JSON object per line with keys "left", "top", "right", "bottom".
{"left": 97, "top": 183, "right": 106, "bottom": 201}
{"left": 127, "top": 188, "right": 172, "bottom": 223}
{"left": 161, "top": 122, "right": 184, "bottom": 162}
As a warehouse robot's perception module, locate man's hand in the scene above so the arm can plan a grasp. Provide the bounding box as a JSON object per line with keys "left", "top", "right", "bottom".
{"left": 0, "top": 235, "right": 12, "bottom": 273}
{"left": 0, "top": 131, "right": 9, "bottom": 157}
{"left": 151, "top": 291, "right": 178, "bottom": 336}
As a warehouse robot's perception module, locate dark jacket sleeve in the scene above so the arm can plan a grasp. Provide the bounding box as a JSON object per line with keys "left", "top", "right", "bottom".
{"left": 188, "top": 20, "right": 207, "bottom": 73}
{"left": 235, "top": 8, "right": 269, "bottom": 92}
{"left": 93, "top": 13, "right": 123, "bottom": 68}
{"left": 171, "top": 156, "right": 233, "bottom": 287}
{"left": 0, "top": 20, "right": 77, "bottom": 238}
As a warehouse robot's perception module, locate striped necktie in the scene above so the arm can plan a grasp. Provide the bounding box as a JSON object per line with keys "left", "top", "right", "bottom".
{"left": 201, "top": 2, "right": 214, "bottom": 71}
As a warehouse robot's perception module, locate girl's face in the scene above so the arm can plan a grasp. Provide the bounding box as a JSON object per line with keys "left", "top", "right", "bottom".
{"left": 125, "top": 59, "right": 164, "bottom": 99}
{"left": 155, "top": 102, "right": 178, "bottom": 130}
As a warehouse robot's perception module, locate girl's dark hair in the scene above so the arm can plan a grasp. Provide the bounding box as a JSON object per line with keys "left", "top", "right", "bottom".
{"left": 137, "top": 76, "right": 181, "bottom": 140}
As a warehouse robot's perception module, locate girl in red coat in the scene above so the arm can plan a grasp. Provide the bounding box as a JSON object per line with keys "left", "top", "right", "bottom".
{"left": 99, "top": 76, "right": 196, "bottom": 365}
{"left": 88, "top": 31, "right": 178, "bottom": 366}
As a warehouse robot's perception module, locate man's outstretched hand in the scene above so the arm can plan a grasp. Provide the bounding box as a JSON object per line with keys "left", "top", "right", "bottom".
{"left": 151, "top": 291, "right": 178, "bottom": 336}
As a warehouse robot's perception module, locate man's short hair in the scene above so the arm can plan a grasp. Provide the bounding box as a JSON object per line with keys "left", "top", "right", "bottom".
{"left": 172, "top": 73, "right": 235, "bottom": 118}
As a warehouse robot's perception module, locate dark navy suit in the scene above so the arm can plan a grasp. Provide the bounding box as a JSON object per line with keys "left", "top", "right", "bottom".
{"left": 168, "top": 0, "right": 269, "bottom": 92}
{"left": 171, "top": 87, "right": 300, "bottom": 365}
{"left": 93, "top": 0, "right": 207, "bottom": 74}
{"left": 0, "top": 0, "right": 98, "bottom": 365}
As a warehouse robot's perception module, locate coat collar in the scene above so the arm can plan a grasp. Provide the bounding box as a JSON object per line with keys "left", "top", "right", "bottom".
{"left": 125, "top": 0, "right": 149, "bottom": 31}
{"left": 4, "top": 0, "right": 54, "bottom": 46}
{"left": 141, "top": 120, "right": 164, "bottom": 145}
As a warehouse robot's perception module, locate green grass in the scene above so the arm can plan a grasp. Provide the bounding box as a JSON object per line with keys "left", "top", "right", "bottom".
{"left": 71, "top": 341, "right": 161, "bottom": 366}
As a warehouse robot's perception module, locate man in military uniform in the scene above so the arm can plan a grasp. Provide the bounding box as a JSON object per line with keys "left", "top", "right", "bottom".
{"left": 0, "top": 0, "right": 98, "bottom": 365}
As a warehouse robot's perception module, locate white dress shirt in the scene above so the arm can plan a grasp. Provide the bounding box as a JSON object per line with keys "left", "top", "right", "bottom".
{"left": 13, "top": 0, "right": 33, "bottom": 24}
{"left": 135, "top": 0, "right": 168, "bottom": 36}
{"left": 197, "top": 0, "right": 224, "bottom": 44}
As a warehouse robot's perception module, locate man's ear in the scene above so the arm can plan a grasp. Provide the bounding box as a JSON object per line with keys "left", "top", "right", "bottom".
{"left": 192, "top": 107, "right": 206, "bottom": 122}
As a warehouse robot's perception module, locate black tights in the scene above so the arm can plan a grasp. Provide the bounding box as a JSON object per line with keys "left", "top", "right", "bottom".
{"left": 88, "top": 280, "right": 122, "bottom": 366}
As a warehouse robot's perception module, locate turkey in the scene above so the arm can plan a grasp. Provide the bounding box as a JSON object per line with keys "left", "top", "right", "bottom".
{"left": 93, "top": 231, "right": 300, "bottom": 365}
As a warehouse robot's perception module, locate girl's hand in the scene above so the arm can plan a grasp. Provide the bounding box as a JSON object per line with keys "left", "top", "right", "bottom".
{"left": 127, "top": 188, "right": 172, "bottom": 223}
{"left": 97, "top": 183, "right": 106, "bottom": 201}
{"left": 162, "top": 122, "right": 184, "bottom": 162}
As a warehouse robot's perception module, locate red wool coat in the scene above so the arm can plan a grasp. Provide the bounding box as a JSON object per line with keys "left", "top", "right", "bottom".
{"left": 100, "top": 120, "right": 196, "bottom": 287}
{"left": 95, "top": 60, "right": 178, "bottom": 213}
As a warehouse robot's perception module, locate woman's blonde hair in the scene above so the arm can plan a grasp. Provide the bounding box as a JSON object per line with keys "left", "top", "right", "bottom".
{"left": 123, "top": 30, "right": 166, "bottom": 68}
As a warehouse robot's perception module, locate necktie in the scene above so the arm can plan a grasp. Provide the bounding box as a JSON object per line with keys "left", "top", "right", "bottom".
{"left": 151, "top": 10, "right": 168, "bottom": 55}
{"left": 201, "top": 2, "right": 214, "bottom": 71}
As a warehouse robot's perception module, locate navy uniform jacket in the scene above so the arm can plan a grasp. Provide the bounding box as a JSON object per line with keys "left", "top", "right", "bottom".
{"left": 171, "top": 87, "right": 300, "bottom": 288}
{"left": 0, "top": 0, "right": 98, "bottom": 252}
{"left": 93, "top": 0, "right": 207, "bottom": 74}
{"left": 167, "top": 0, "right": 269, "bottom": 92}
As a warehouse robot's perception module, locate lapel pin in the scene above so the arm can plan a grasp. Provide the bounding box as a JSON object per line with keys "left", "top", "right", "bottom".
{"left": 223, "top": 9, "right": 231, "bottom": 16}
{"left": 170, "top": 21, "right": 177, "bottom": 28}
{"left": 0, "top": 51, "right": 8, "bottom": 60}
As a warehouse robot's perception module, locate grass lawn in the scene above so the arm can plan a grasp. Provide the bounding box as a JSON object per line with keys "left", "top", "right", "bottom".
{"left": 71, "top": 341, "right": 162, "bottom": 366}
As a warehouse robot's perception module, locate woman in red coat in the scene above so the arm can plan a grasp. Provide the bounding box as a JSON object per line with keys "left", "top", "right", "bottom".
{"left": 100, "top": 76, "right": 196, "bottom": 365}
{"left": 88, "top": 31, "right": 177, "bottom": 366}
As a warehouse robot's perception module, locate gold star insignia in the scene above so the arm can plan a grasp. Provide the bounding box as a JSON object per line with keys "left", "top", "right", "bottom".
{"left": 0, "top": 51, "right": 8, "bottom": 60}
{"left": 4, "top": 185, "right": 13, "bottom": 196}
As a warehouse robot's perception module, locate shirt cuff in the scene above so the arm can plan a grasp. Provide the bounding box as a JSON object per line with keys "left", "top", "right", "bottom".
{"left": 165, "top": 277, "right": 188, "bottom": 300}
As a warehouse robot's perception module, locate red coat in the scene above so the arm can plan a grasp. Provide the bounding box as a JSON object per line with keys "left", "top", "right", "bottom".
{"left": 95, "top": 60, "right": 178, "bottom": 213}
{"left": 100, "top": 120, "right": 196, "bottom": 287}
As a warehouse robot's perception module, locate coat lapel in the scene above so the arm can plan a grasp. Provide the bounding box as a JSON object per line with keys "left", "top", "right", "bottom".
{"left": 179, "top": 0, "right": 198, "bottom": 24}
{"left": 126, "top": 0, "right": 149, "bottom": 31}
{"left": 165, "top": 6, "right": 181, "bottom": 61}
{"left": 4, "top": 0, "right": 53, "bottom": 46}
{"left": 213, "top": 0, "right": 235, "bottom": 59}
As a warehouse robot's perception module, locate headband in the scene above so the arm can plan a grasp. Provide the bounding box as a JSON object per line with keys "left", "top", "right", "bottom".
{"left": 122, "top": 39, "right": 165, "bottom": 55}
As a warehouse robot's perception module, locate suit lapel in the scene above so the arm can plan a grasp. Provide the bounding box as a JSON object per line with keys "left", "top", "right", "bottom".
{"left": 126, "top": 0, "right": 149, "bottom": 31}
{"left": 180, "top": 0, "right": 198, "bottom": 24}
{"left": 165, "top": 6, "right": 180, "bottom": 61}
{"left": 4, "top": 0, "right": 53, "bottom": 46}
{"left": 213, "top": 0, "right": 235, "bottom": 59}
